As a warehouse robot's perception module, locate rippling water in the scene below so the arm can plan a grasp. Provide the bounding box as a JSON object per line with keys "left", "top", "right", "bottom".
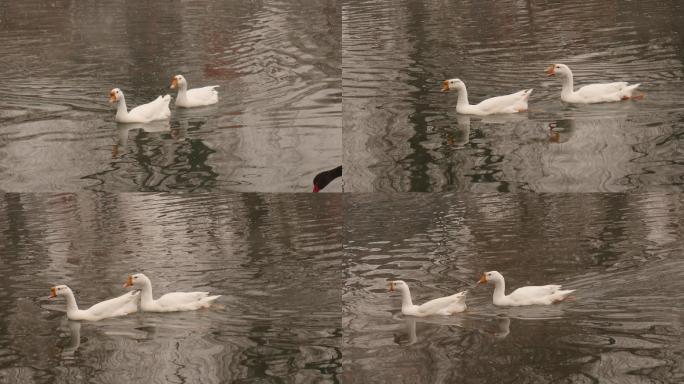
{"left": 0, "top": 0, "right": 341, "bottom": 192}
{"left": 343, "top": 0, "right": 684, "bottom": 192}
{"left": 0, "top": 193, "right": 342, "bottom": 383}
{"left": 343, "top": 193, "right": 683, "bottom": 383}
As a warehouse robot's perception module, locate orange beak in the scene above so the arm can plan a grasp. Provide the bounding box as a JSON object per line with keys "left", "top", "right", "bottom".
{"left": 441, "top": 80, "right": 450, "bottom": 92}
{"left": 170, "top": 78, "right": 178, "bottom": 89}
{"left": 109, "top": 92, "right": 117, "bottom": 103}
{"left": 478, "top": 274, "right": 488, "bottom": 284}
{"left": 48, "top": 287, "right": 57, "bottom": 299}
{"left": 123, "top": 275, "right": 134, "bottom": 288}
{"left": 546, "top": 65, "right": 555, "bottom": 77}
{"left": 388, "top": 281, "right": 395, "bottom": 292}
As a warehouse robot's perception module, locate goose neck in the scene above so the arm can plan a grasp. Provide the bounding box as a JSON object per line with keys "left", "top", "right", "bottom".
{"left": 492, "top": 278, "right": 506, "bottom": 302}
{"left": 560, "top": 73, "right": 574, "bottom": 98}
{"left": 399, "top": 286, "right": 414, "bottom": 309}
{"left": 456, "top": 84, "right": 470, "bottom": 107}
{"left": 64, "top": 291, "right": 80, "bottom": 315}
{"left": 140, "top": 280, "right": 154, "bottom": 305}
{"left": 116, "top": 95, "right": 129, "bottom": 119}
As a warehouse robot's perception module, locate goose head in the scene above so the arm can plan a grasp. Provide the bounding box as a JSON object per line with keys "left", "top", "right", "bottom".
{"left": 170, "top": 75, "right": 187, "bottom": 90}
{"left": 388, "top": 280, "right": 409, "bottom": 293}
{"left": 123, "top": 273, "right": 150, "bottom": 289}
{"left": 442, "top": 78, "right": 465, "bottom": 92}
{"left": 109, "top": 88, "right": 123, "bottom": 103}
{"left": 478, "top": 271, "right": 504, "bottom": 285}
{"left": 546, "top": 64, "right": 571, "bottom": 77}
{"left": 48, "top": 284, "right": 72, "bottom": 299}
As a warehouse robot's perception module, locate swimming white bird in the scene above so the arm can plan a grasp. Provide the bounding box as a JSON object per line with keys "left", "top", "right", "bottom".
{"left": 170, "top": 75, "right": 219, "bottom": 108}
{"left": 546, "top": 63, "right": 642, "bottom": 104}
{"left": 109, "top": 88, "right": 171, "bottom": 123}
{"left": 48, "top": 285, "right": 139, "bottom": 321}
{"left": 123, "top": 273, "right": 221, "bottom": 312}
{"left": 478, "top": 271, "right": 575, "bottom": 306}
{"left": 442, "top": 78, "right": 533, "bottom": 115}
{"left": 388, "top": 280, "right": 467, "bottom": 317}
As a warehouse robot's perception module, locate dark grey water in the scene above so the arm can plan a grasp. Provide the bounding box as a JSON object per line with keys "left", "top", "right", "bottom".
{"left": 0, "top": 193, "right": 341, "bottom": 383}
{"left": 343, "top": 193, "right": 683, "bottom": 383}
{"left": 343, "top": 0, "right": 684, "bottom": 192}
{"left": 0, "top": 0, "right": 341, "bottom": 192}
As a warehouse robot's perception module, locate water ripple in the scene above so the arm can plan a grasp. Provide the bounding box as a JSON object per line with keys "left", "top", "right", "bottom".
{"left": 343, "top": 193, "right": 683, "bottom": 383}
{"left": 0, "top": 193, "right": 342, "bottom": 383}
{"left": 343, "top": 0, "right": 684, "bottom": 192}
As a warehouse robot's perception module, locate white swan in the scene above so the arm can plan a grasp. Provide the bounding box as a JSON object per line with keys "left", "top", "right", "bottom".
{"left": 442, "top": 78, "right": 532, "bottom": 115}
{"left": 546, "top": 64, "right": 642, "bottom": 103}
{"left": 388, "top": 280, "right": 467, "bottom": 317}
{"left": 48, "top": 285, "right": 139, "bottom": 321}
{"left": 124, "top": 273, "right": 221, "bottom": 312}
{"left": 109, "top": 88, "right": 171, "bottom": 123}
{"left": 478, "top": 271, "right": 575, "bottom": 306}
{"left": 170, "top": 75, "right": 219, "bottom": 108}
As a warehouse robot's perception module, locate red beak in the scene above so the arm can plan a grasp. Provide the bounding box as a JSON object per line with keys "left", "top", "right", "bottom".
{"left": 313, "top": 185, "right": 320, "bottom": 193}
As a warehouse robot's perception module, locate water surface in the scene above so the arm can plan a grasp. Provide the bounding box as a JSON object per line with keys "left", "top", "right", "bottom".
{"left": 343, "top": 0, "right": 684, "bottom": 192}
{"left": 343, "top": 193, "right": 683, "bottom": 383}
{"left": 0, "top": 0, "right": 341, "bottom": 192}
{"left": 0, "top": 193, "right": 342, "bottom": 383}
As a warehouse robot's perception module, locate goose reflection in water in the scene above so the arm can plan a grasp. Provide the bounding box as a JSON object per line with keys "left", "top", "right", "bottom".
{"left": 393, "top": 315, "right": 471, "bottom": 346}
{"left": 112, "top": 121, "right": 174, "bottom": 158}
{"left": 60, "top": 319, "right": 82, "bottom": 358}
{"left": 443, "top": 115, "right": 471, "bottom": 148}
{"left": 59, "top": 319, "right": 158, "bottom": 358}
{"left": 394, "top": 317, "right": 418, "bottom": 346}
{"left": 548, "top": 120, "right": 575, "bottom": 144}
{"left": 483, "top": 315, "right": 510, "bottom": 340}
{"left": 448, "top": 113, "right": 533, "bottom": 148}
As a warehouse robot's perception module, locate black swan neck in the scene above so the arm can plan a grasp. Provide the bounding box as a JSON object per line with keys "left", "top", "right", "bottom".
{"left": 313, "top": 166, "right": 342, "bottom": 192}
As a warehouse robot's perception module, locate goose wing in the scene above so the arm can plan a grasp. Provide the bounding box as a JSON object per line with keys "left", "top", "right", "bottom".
{"left": 415, "top": 291, "right": 467, "bottom": 315}
{"left": 475, "top": 89, "right": 531, "bottom": 114}
{"left": 576, "top": 82, "right": 628, "bottom": 99}
{"left": 85, "top": 291, "right": 139, "bottom": 318}
{"left": 129, "top": 95, "right": 171, "bottom": 121}
{"left": 155, "top": 291, "right": 211, "bottom": 307}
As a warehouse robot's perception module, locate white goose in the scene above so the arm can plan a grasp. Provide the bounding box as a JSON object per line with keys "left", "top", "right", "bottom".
{"left": 170, "top": 75, "right": 219, "bottom": 108}
{"left": 388, "top": 280, "right": 467, "bottom": 317}
{"left": 442, "top": 79, "right": 533, "bottom": 115}
{"left": 546, "top": 64, "right": 642, "bottom": 103}
{"left": 109, "top": 88, "right": 171, "bottom": 123}
{"left": 48, "top": 285, "right": 139, "bottom": 321}
{"left": 478, "top": 271, "right": 575, "bottom": 306}
{"left": 124, "top": 273, "right": 221, "bottom": 312}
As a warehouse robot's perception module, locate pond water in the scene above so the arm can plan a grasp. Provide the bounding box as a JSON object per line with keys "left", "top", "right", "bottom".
{"left": 343, "top": 193, "right": 683, "bottom": 383}
{"left": 343, "top": 0, "right": 684, "bottom": 192}
{"left": 0, "top": 0, "right": 341, "bottom": 192}
{"left": 0, "top": 193, "right": 342, "bottom": 383}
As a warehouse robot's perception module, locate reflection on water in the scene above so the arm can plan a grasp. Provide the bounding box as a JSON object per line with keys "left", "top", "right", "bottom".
{"left": 343, "top": 0, "right": 684, "bottom": 192}
{"left": 0, "top": 0, "right": 341, "bottom": 192}
{"left": 0, "top": 193, "right": 342, "bottom": 383}
{"left": 343, "top": 193, "right": 683, "bottom": 383}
